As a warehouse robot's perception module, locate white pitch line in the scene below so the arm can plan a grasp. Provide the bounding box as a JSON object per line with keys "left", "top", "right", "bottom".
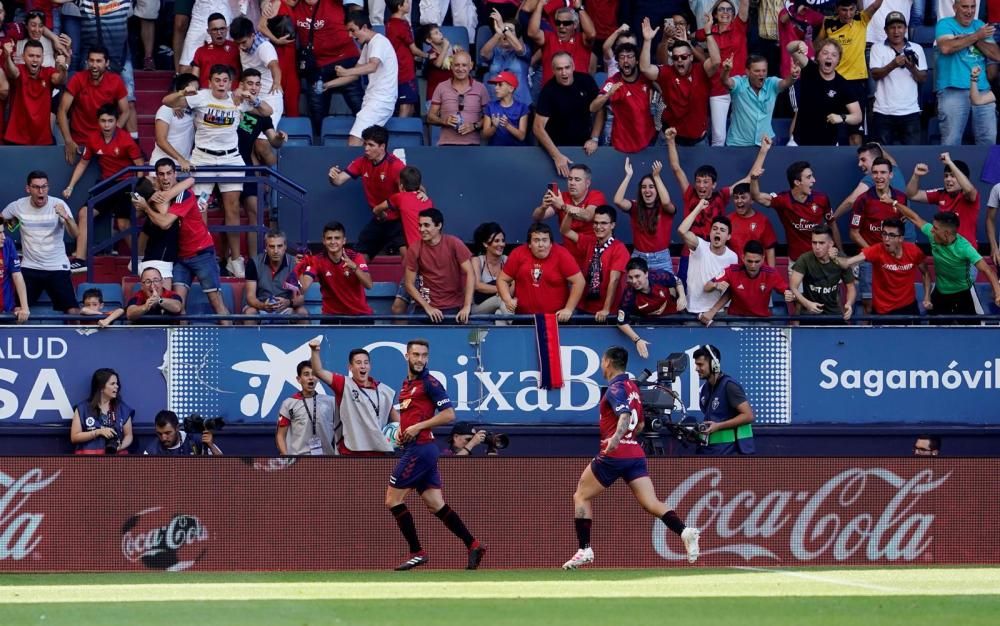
{"left": 731, "top": 566, "right": 906, "bottom": 593}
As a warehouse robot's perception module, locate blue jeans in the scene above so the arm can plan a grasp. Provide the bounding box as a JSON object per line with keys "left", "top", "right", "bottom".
{"left": 937, "top": 88, "right": 997, "bottom": 146}
{"left": 308, "top": 58, "right": 364, "bottom": 133}
{"left": 173, "top": 248, "right": 222, "bottom": 292}
{"left": 631, "top": 248, "right": 673, "bottom": 273}
{"left": 61, "top": 14, "right": 81, "bottom": 80}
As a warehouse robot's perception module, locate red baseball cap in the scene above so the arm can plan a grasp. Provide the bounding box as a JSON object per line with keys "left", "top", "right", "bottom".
{"left": 488, "top": 71, "right": 519, "bottom": 89}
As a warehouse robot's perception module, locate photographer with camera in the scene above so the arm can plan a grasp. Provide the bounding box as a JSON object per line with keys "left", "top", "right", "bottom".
{"left": 70, "top": 368, "right": 134, "bottom": 454}
{"left": 694, "top": 344, "right": 755, "bottom": 455}
{"left": 143, "top": 410, "right": 223, "bottom": 456}
{"left": 446, "top": 422, "right": 508, "bottom": 456}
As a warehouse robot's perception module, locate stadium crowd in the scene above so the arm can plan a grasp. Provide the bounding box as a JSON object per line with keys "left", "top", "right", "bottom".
{"left": 1, "top": 0, "right": 1000, "bottom": 329}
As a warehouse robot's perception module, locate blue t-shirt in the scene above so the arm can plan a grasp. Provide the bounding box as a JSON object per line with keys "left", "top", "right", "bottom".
{"left": 935, "top": 17, "right": 989, "bottom": 91}
{"left": 483, "top": 100, "right": 531, "bottom": 146}
{"left": 0, "top": 236, "right": 21, "bottom": 313}
{"left": 726, "top": 76, "right": 781, "bottom": 147}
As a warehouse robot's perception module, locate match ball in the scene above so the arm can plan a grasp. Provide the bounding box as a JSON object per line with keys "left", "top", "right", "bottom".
{"left": 382, "top": 422, "right": 400, "bottom": 449}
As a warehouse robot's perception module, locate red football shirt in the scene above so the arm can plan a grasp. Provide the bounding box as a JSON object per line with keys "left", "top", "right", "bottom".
{"left": 65, "top": 71, "right": 128, "bottom": 145}
{"left": 769, "top": 191, "right": 833, "bottom": 261}
{"left": 191, "top": 42, "right": 241, "bottom": 88}
{"left": 557, "top": 188, "right": 606, "bottom": 257}
{"left": 618, "top": 269, "right": 680, "bottom": 320}
{"left": 5, "top": 66, "right": 56, "bottom": 145}
{"left": 386, "top": 17, "right": 416, "bottom": 83}
{"left": 298, "top": 250, "right": 372, "bottom": 315}
{"left": 292, "top": 0, "right": 359, "bottom": 66}
{"left": 581, "top": 0, "right": 620, "bottom": 39}
{"left": 399, "top": 369, "right": 451, "bottom": 445}
{"left": 503, "top": 243, "right": 581, "bottom": 313}
{"left": 403, "top": 234, "right": 472, "bottom": 309}
{"left": 541, "top": 31, "right": 592, "bottom": 85}
{"left": 81, "top": 129, "right": 142, "bottom": 181}
{"left": 629, "top": 200, "right": 673, "bottom": 253}
{"left": 926, "top": 189, "right": 980, "bottom": 248}
{"left": 346, "top": 153, "right": 406, "bottom": 209}
{"left": 696, "top": 17, "right": 747, "bottom": 96}
{"left": 850, "top": 187, "right": 908, "bottom": 246}
{"left": 656, "top": 64, "right": 710, "bottom": 141}
{"left": 603, "top": 73, "right": 655, "bottom": 153}
{"left": 573, "top": 233, "right": 629, "bottom": 314}
{"left": 715, "top": 264, "right": 788, "bottom": 317}
{"left": 599, "top": 373, "right": 645, "bottom": 458}
{"left": 388, "top": 191, "right": 433, "bottom": 247}
{"left": 168, "top": 195, "right": 215, "bottom": 258}
{"left": 681, "top": 186, "right": 731, "bottom": 257}
{"left": 862, "top": 242, "right": 925, "bottom": 314}
{"left": 727, "top": 210, "right": 777, "bottom": 260}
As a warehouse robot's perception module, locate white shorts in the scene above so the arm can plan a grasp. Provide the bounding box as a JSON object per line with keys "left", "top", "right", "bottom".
{"left": 138, "top": 259, "right": 174, "bottom": 280}
{"left": 189, "top": 148, "right": 245, "bottom": 194}
{"left": 133, "top": 0, "right": 161, "bottom": 20}
{"left": 261, "top": 92, "right": 284, "bottom": 127}
{"left": 350, "top": 103, "right": 394, "bottom": 140}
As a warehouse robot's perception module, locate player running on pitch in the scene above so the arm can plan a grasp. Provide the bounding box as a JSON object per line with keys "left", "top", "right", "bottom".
{"left": 386, "top": 338, "right": 487, "bottom": 571}
{"left": 563, "top": 346, "right": 700, "bottom": 569}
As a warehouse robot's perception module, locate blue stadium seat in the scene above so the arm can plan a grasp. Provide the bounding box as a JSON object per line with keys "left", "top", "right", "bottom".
{"left": 772, "top": 118, "right": 792, "bottom": 146}
{"left": 320, "top": 116, "right": 356, "bottom": 146}
{"left": 593, "top": 72, "right": 607, "bottom": 88}
{"left": 475, "top": 25, "right": 494, "bottom": 68}
{"left": 975, "top": 283, "right": 1000, "bottom": 315}
{"left": 429, "top": 123, "right": 442, "bottom": 146}
{"left": 367, "top": 281, "right": 398, "bottom": 315}
{"left": 438, "top": 26, "right": 471, "bottom": 55}
{"left": 76, "top": 283, "right": 124, "bottom": 309}
{"left": 385, "top": 117, "right": 426, "bottom": 146}
{"left": 185, "top": 283, "right": 235, "bottom": 321}
{"left": 278, "top": 116, "right": 314, "bottom": 147}
{"left": 373, "top": 24, "right": 385, "bottom": 36}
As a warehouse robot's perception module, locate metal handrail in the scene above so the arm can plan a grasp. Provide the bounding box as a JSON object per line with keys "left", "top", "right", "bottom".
{"left": 84, "top": 165, "right": 308, "bottom": 282}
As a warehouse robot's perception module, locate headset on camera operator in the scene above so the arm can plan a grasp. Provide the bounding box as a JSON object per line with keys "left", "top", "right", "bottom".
{"left": 143, "top": 410, "right": 223, "bottom": 456}
{"left": 446, "top": 421, "right": 508, "bottom": 456}
{"left": 694, "top": 344, "right": 755, "bottom": 455}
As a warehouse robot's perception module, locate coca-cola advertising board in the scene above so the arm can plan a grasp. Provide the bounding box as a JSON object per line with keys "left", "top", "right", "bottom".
{"left": 0, "top": 458, "right": 994, "bottom": 571}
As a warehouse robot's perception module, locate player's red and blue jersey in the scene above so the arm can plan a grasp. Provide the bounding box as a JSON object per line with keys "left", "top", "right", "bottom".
{"left": 399, "top": 368, "right": 452, "bottom": 445}
{"left": 598, "top": 373, "right": 645, "bottom": 459}
{"left": 0, "top": 236, "right": 22, "bottom": 312}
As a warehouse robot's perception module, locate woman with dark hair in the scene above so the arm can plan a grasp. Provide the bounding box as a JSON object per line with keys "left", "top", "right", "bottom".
{"left": 471, "top": 222, "right": 511, "bottom": 316}
{"left": 613, "top": 157, "right": 676, "bottom": 272}
{"left": 70, "top": 368, "right": 134, "bottom": 454}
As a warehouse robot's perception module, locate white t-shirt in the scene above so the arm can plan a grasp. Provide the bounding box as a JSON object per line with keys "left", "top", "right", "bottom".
{"left": 240, "top": 40, "right": 279, "bottom": 94}
{"left": 686, "top": 237, "right": 738, "bottom": 314}
{"left": 185, "top": 89, "right": 251, "bottom": 152}
{"left": 863, "top": 0, "right": 913, "bottom": 44}
{"left": 1, "top": 196, "right": 72, "bottom": 271}
{"left": 870, "top": 41, "right": 926, "bottom": 116}
{"left": 987, "top": 182, "right": 1000, "bottom": 209}
{"left": 150, "top": 104, "right": 195, "bottom": 164}
{"left": 360, "top": 33, "right": 399, "bottom": 110}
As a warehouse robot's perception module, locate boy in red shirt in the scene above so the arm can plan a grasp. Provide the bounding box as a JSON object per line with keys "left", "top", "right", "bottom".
{"left": 726, "top": 182, "right": 776, "bottom": 267}
{"left": 62, "top": 103, "right": 144, "bottom": 273}
{"left": 385, "top": 0, "right": 428, "bottom": 117}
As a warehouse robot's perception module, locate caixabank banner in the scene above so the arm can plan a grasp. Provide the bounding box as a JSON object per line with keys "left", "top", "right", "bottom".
{"left": 0, "top": 458, "right": 993, "bottom": 571}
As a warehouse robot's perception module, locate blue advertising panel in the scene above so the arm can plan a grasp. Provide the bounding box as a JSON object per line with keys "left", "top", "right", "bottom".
{"left": 168, "top": 326, "right": 790, "bottom": 425}
{"left": 791, "top": 328, "right": 1000, "bottom": 424}
{"left": 0, "top": 328, "right": 168, "bottom": 425}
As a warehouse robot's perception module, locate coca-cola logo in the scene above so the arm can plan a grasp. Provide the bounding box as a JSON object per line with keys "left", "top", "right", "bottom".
{"left": 653, "top": 467, "right": 950, "bottom": 563}
{"left": 0, "top": 468, "right": 60, "bottom": 561}
{"left": 121, "top": 507, "right": 209, "bottom": 571}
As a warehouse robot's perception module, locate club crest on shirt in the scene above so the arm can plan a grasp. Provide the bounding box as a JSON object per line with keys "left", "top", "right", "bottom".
{"left": 750, "top": 222, "right": 757, "bottom": 231}
{"left": 711, "top": 397, "right": 720, "bottom": 410}
{"left": 531, "top": 264, "right": 542, "bottom": 285}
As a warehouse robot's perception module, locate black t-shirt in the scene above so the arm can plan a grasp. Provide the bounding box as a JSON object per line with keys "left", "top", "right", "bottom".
{"left": 535, "top": 72, "right": 599, "bottom": 147}
{"left": 237, "top": 111, "right": 274, "bottom": 165}
{"left": 792, "top": 62, "right": 856, "bottom": 146}
{"left": 141, "top": 192, "right": 184, "bottom": 262}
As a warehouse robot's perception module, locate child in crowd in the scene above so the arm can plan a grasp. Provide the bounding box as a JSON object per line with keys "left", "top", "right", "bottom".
{"left": 385, "top": 0, "right": 428, "bottom": 118}
{"left": 419, "top": 23, "right": 460, "bottom": 105}
{"left": 482, "top": 71, "right": 529, "bottom": 146}
{"left": 79, "top": 288, "right": 125, "bottom": 327}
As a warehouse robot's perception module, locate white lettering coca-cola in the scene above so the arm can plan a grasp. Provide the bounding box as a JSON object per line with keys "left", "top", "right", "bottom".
{"left": 121, "top": 508, "right": 209, "bottom": 563}
{"left": 0, "top": 468, "right": 60, "bottom": 560}
{"left": 652, "top": 467, "right": 950, "bottom": 562}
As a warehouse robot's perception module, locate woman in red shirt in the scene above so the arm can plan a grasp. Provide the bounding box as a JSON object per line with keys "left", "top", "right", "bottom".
{"left": 613, "top": 157, "right": 676, "bottom": 273}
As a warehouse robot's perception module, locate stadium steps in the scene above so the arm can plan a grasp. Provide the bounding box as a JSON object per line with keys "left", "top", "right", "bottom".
{"left": 134, "top": 71, "right": 174, "bottom": 158}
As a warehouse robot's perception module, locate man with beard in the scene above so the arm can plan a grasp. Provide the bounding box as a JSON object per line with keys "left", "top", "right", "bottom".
{"left": 718, "top": 52, "right": 798, "bottom": 147}
{"left": 243, "top": 230, "right": 306, "bottom": 321}
{"left": 678, "top": 198, "right": 737, "bottom": 317}
{"left": 528, "top": 1, "right": 595, "bottom": 86}
{"left": 787, "top": 39, "right": 862, "bottom": 146}
{"left": 295, "top": 221, "right": 373, "bottom": 316}
{"left": 639, "top": 18, "right": 712, "bottom": 146}
{"left": 749, "top": 136, "right": 842, "bottom": 260}
{"left": 589, "top": 43, "right": 654, "bottom": 153}
{"left": 276, "top": 361, "right": 337, "bottom": 455}
{"left": 387, "top": 339, "right": 487, "bottom": 571}
{"left": 2, "top": 39, "right": 68, "bottom": 146}
{"left": 144, "top": 410, "right": 222, "bottom": 456}
{"left": 309, "top": 339, "right": 399, "bottom": 456}
{"left": 57, "top": 46, "right": 129, "bottom": 165}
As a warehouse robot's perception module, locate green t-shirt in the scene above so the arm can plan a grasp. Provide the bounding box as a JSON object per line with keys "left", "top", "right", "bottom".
{"left": 920, "top": 223, "right": 981, "bottom": 295}
{"left": 792, "top": 252, "right": 855, "bottom": 314}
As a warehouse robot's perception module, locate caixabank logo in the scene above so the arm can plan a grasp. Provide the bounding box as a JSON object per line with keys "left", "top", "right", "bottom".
{"left": 121, "top": 507, "right": 209, "bottom": 571}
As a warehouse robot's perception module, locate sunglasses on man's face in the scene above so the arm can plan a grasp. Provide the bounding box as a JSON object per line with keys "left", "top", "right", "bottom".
{"left": 555, "top": 19, "right": 575, "bottom": 26}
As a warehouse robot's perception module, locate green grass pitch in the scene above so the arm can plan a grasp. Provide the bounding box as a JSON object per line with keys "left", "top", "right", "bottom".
{"left": 0, "top": 567, "right": 997, "bottom": 625}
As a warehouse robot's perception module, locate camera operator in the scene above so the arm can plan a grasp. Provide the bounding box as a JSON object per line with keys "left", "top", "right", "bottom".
{"left": 71, "top": 368, "right": 134, "bottom": 454}
{"left": 694, "top": 344, "right": 755, "bottom": 455}
{"left": 445, "top": 422, "right": 508, "bottom": 456}
{"left": 143, "top": 410, "right": 223, "bottom": 456}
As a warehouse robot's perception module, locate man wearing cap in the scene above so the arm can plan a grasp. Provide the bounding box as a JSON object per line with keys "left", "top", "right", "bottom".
{"left": 935, "top": 0, "right": 1000, "bottom": 145}
{"left": 869, "top": 11, "right": 927, "bottom": 146}
{"left": 446, "top": 422, "right": 488, "bottom": 456}
{"left": 482, "top": 71, "right": 530, "bottom": 146}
